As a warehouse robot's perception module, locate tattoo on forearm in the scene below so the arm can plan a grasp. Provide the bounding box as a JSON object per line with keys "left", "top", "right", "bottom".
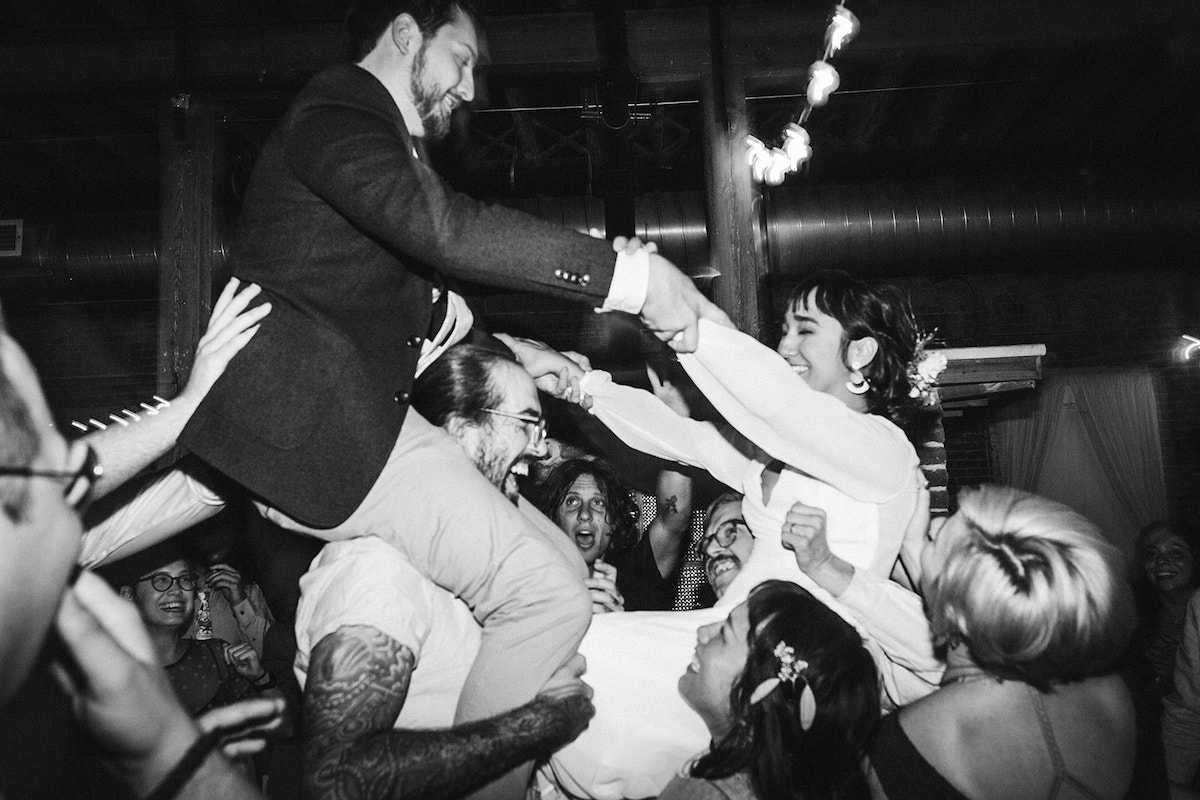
{"left": 302, "top": 626, "right": 593, "bottom": 800}
{"left": 657, "top": 494, "right": 679, "bottom": 517}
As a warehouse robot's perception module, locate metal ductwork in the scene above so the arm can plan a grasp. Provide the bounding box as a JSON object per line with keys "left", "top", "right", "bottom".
{"left": 765, "top": 184, "right": 1200, "bottom": 276}
{"left": 3, "top": 183, "right": 1197, "bottom": 291}
{"left": 0, "top": 212, "right": 223, "bottom": 292}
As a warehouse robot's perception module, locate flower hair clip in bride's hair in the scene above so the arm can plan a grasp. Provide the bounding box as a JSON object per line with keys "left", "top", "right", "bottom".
{"left": 749, "top": 641, "right": 817, "bottom": 730}
{"left": 907, "top": 331, "right": 948, "bottom": 407}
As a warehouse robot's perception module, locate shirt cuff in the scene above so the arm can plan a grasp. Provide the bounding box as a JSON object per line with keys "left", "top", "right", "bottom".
{"left": 578, "top": 370, "right": 613, "bottom": 411}
{"left": 599, "top": 249, "right": 650, "bottom": 314}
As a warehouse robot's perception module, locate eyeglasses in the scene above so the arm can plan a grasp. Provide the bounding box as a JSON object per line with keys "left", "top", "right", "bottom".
{"left": 138, "top": 572, "right": 199, "bottom": 593}
{"left": 703, "top": 518, "right": 753, "bottom": 551}
{"left": 0, "top": 443, "right": 103, "bottom": 512}
{"left": 481, "top": 408, "right": 548, "bottom": 446}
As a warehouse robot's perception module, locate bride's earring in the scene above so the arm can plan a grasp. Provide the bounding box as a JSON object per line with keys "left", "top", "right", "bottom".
{"left": 845, "top": 364, "right": 870, "bottom": 395}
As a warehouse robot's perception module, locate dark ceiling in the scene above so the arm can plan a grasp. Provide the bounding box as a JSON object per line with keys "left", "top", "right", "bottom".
{"left": 1, "top": 0, "right": 1198, "bottom": 249}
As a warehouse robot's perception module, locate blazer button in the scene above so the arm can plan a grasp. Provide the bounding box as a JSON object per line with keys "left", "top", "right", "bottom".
{"left": 394, "top": 390, "right": 410, "bottom": 404}
{"left": 407, "top": 335, "right": 423, "bottom": 348}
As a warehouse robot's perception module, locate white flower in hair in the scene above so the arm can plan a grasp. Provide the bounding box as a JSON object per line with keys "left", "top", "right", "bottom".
{"left": 907, "top": 334, "right": 947, "bottom": 405}
{"left": 916, "top": 351, "right": 948, "bottom": 385}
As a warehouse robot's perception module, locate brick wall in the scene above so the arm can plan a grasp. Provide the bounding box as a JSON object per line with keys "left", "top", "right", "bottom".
{"left": 893, "top": 267, "right": 1200, "bottom": 522}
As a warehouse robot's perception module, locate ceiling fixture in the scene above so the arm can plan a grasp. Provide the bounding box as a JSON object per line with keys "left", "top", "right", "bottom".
{"left": 745, "top": 3, "right": 859, "bottom": 186}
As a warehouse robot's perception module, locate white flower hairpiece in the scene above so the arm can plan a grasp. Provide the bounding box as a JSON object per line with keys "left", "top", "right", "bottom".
{"left": 749, "top": 641, "right": 817, "bottom": 730}
{"left": 907, "top": 332, "right": 947, "bottom": 406}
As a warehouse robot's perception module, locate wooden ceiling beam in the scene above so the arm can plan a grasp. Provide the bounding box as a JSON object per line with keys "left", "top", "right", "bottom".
{"left": 0, "top": 1, "right": 1189, "bottom": 97}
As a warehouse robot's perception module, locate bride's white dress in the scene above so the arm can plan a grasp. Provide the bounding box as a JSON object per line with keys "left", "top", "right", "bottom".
{"left": 543, "top": 320, "right": 943, "bottom": 799}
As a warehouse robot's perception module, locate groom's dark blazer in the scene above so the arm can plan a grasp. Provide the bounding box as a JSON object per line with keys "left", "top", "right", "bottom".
{"left": 181, "top": 64, "right": 616, "bottom": 527}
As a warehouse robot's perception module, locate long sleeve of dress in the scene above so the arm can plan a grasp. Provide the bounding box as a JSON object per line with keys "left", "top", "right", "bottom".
{"left": 579, "top": 369, "right": 751, "bottom": 491}
{"left": 1163, "top": 588, "right": 1200, "bottom": 784}
{"left": 838, "top": 570, "right": 942, "bottom": 676}
{"left": 679, "top": 320, "right": 916, "bottom": 502}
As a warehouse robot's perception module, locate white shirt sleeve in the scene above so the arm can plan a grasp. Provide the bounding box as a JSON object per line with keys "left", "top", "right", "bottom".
{"left": 80, "top": 468, "right": 225, "bottom": 568}
{"left": 599, "top": 248, "right": 650, "bottom": 314}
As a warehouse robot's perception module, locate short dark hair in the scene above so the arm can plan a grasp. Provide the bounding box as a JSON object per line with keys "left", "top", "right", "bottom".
{"left": 411, "top": 342, "right": 518, "bottom": 428}
{"left": 344, "top": 0, "right": 481, "bottom": 62}
{"left": 535, "top": 458, "right": 640, "bottom": 554}
{"left": 786, "top": 270, "right": 921, "bottom": 423}
{"left": 0, "top": 347, "right": 39, "bottom": 523}
{"left": 693, "top": 580, "right": 879, "bottom": 800}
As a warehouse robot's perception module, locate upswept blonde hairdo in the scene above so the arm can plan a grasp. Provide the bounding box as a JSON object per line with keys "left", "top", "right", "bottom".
{"left": 924, "top": 485, "right": 1135, "bottom": 690}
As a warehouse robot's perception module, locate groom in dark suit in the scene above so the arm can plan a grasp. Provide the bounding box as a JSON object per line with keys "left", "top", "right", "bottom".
{"left": 179, "top": 2, "right": 730, "bottom": 795}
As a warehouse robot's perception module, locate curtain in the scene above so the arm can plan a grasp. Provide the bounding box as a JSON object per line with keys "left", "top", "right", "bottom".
{"left": 989, "top": 367, "right": 1167, "bottom": 529}
{"left": 1070, "top": 367, "right": 1167, "bottom": 528}
{"left": 989, "top": 376, "right": 1071, "bottom": 489}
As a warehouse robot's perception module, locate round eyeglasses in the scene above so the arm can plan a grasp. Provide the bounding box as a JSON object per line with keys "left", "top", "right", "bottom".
{"left": 138, "top": 572, "right": 199, "bottom": 593}
{"left": 481, "top": 407, "right": 548, "bottom": 446}
{"left": 0, "top": 443, "right": 102, "bottom": 513}
{"left": 703, "top": 518, "right": 753, "bottom": 551}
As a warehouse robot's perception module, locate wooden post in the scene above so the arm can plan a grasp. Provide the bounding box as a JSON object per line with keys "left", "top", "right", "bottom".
{"left": 157, "top": 92, "right": 216, "bottom": 400}
{"left": 700, "top": 6, "right": 767, "bottom": 341}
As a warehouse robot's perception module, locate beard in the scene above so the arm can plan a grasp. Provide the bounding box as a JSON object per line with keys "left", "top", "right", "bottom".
{"left": 705, "top": 553, "right": 742, "bottom": 599}
{"left": 410, "top": 40, "right": 454, "bottom": 142}
{"left": 466, "top": 437, "right": 523, "bottom": 504}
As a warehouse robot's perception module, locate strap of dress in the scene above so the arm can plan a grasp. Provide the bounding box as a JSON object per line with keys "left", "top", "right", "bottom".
{"left": 1030, "top": 685, "right": 1067, "bottom": 800}
{"left": 1029, "top": 685, "right": 1108, "bottom": 800}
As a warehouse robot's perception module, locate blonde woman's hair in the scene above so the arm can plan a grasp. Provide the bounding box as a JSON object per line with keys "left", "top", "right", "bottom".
{"left": 924, "top": 485, "right": 1135, "bottom": 689}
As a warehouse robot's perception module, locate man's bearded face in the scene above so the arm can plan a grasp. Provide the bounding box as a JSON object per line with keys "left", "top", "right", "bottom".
{"left": 410, "top": 39, "right": 456, "bottom": 142}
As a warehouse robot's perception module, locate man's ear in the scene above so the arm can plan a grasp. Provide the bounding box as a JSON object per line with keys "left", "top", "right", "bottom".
{"left": 390, "top": 13, "right": 420, "bottom": 55}
{"left": 846, "top": 336, "right": 879, "bottom": 371}
{"left": 118, "top": 586, "right": 133, "bottom": 601}
{"left": 444, "top": 416, "right": 477, "bottom": 444}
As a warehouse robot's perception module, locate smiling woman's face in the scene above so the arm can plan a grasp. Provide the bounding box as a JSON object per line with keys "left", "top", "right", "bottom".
{"left": 128, "top": 558, "right": 197, "bottom": 632}
{"left": 678, "top": 602, "right": 751, "bottom": 737}
{"left": 1142, "top": 529, "right": 1196, "bottom": 597}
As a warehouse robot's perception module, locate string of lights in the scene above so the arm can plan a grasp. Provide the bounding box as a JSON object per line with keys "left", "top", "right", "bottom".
{"left": 745, "top": 3, "right": 860, "bottom": 185}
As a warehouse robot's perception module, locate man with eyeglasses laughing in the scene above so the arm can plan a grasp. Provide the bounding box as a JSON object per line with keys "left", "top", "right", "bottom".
{"left": 293, "top": 341, "right": 593, "bottom": 800}
{"left": 700, "top": 491, "right": 753, "bottom": 602}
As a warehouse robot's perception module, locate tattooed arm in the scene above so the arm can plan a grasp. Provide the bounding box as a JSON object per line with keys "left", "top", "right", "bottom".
{"left": 303, "top": 625, "right": 594, "bottom": 800}
{"left": 643, "top": 366, "right": 695, "bottom": 579}
{"left": 646, "top": 467, "right": 694, "bottom": 579}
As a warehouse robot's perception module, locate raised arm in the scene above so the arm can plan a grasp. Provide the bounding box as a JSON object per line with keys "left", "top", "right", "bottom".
{"left": 497, "top": 333, "right": 750, "bottom": 490}
{"left": 303, "top": 625, "right": 593, "bottom": 800}
{"left": 83, "top": 278, "right": 269, "bottom": 499}
{"left": 679, "top": 319, "right": 915, "bottom": 501}
{"left": 643, "top": 367, "right": 695, "bottom": 579}
{"left": 782, "top": 491, "right": 940, "bottom": 674}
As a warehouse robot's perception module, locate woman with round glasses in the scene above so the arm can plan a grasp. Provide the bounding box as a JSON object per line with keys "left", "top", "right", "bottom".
{"left": 119, "top": 549, "right": 283, "bottom": 719}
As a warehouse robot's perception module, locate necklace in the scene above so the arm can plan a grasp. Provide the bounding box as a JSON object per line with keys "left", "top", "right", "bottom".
{"left": 939, "top": 668, "right": 995, "bottom": 687}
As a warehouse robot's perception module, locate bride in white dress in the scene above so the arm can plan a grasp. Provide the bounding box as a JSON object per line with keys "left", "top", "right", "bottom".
{"left": 506, "top": 270, "right": 946, "bottom": 799}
